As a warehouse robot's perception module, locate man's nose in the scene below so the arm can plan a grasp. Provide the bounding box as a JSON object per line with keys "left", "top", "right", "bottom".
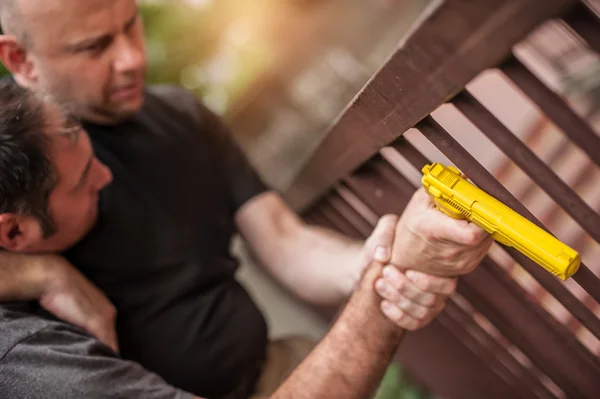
{"left": 95, "top": 160, "right": 114, "bottom": 190}
{"left": 113, "top": 36, "right": 144, "bottom": 74}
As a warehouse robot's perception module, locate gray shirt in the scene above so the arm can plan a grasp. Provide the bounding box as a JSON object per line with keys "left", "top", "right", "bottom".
{"left": 0, "top": 302, "right": 194, "bottom": 399}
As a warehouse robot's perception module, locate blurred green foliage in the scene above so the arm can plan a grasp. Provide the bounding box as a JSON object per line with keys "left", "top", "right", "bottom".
{"left": 376, "top": 364, "right": 439, "bottom": 399}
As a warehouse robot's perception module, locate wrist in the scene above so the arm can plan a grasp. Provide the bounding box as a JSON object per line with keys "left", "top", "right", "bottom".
{"left": 31, "top": 255, "right": 68, "bottom": 296}
{"left": 339, "top": 243, "right": 369, "bottom": 297}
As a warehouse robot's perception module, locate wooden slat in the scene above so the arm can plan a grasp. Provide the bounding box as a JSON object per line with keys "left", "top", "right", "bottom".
{"left": 326, "top": 192, "right": 374, "bottom": 238}
{"left": 343, "top": 152, "right": 600, "bottom": 397}
{"left": 442, "top": 300, "right": 557, "bottom": 399}
{"left": 453, "top": 90, "right": 600, "bottom": 243}
{"left": 500, "top": 56, "right": 600, "bottom": 167}
{"left": 417, "top": 116, "right": 600, "bottom": 340}
{"left": 563, "top": 1, "right": 600, "bottom": 54}
{"left": 285, "top": 0, "right": 577, "bottom": 211}
{"left": 391, "top": 137, "right": 431, "bottom": 170}
{"left": 318, "top": 201, "right": 363, "bottom": 239}
{"left": 398, "top": 317, "right": 524, "bottom": 399}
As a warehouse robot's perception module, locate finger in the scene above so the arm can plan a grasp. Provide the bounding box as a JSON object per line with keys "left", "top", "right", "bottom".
{"left": 93, "top": 325, "right": 119, "bottom": 353}
{"left": 106, "top": 329, "right": 120, "bottom": 353}
{"left": 381, "top": 300, "right": 422, "bottom": 330}
{"left": 367, "top": 214, "right": 399, "bottom": 263}
{"left": 409, "top": 188, "right": 435, "bottom": 210}
{"left": 405, "top": 270, "right": 457, "bottom": 296}
{"left": 419, "top": 300, "right": 447, "bottom": 327}
{"left": 379, "top": 266, "right": 437, "bottom": 307}
{"left": 421, "top": 213, "right": 489, "bottom": 247}
{"left": 375, "top": 282, "right": 434, "bottom": 320}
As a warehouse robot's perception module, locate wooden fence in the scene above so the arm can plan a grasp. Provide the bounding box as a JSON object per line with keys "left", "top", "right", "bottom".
{"left": 284, "top": 0, "right": 600, "bottom": 398}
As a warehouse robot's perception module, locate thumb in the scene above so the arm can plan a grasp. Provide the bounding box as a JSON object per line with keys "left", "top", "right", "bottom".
{"left": 366, "top": 214, "right": 398, "bottom": 263}
{"left": 95, "top": 325, "right": 120, "bottom": 354}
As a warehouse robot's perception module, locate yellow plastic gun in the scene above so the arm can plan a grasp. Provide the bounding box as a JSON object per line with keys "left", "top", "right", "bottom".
{"left": 421, "top": 163, "right": 580, "bottom": 280}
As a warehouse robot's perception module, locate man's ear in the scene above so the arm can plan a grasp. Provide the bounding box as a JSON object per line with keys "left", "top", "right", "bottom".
{"left": 0, "top": 35, "right": 38, "bottom": 85}
{"left": 0, "top": 213, "right": 32, "bottom": 251}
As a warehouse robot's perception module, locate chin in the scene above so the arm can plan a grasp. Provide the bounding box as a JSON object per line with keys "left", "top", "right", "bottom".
{"left": 116, "top": 97, "right": 144, "bottom": 120}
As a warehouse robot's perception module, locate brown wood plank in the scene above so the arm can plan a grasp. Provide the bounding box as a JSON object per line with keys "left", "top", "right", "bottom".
{"left": 563, "top": 1, "right": 600, "bottom": 55}
{"left": 500, "top": 56, "right": 600, "bottom": 167}
{"left": 417, "top": 116, "right": 600, "bottom": 340}
{"left": 285, "top": 0, "right": 577, "bottom": 211}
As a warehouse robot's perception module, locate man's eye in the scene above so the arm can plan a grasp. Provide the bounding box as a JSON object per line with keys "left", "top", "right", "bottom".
{"left": 83, "top": 39, "right": 111, "bottom": 54}
{"left": 85, "top": 43, "right": 104, "bottom": 52}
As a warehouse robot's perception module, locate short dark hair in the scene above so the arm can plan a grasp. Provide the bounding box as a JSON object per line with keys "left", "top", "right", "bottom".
{"left": 0, "top": 81, "right": 57, "bottom": 236}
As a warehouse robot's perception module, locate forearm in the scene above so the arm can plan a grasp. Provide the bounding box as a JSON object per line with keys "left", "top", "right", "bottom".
{"left": 235, "top": 192, "right": 364, "bottom": 305}
{"left": 0, "top": 252, "right": 51, "bottom": 301}
{"left": 254, "top": 222, "right": 363, "bottom": 305}
{"left": 272, "top": 262, "right": 404, "bottom": 399}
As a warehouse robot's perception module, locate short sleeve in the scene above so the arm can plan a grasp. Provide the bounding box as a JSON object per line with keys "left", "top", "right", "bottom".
{"left": 0, "top": 325, "right": 195, "bottom": 399}
{"left": 149, "top": 85, "right": 270, "bottom": 211}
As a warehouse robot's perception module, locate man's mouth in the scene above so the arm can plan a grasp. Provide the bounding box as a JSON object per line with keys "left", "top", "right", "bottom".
{"left": 112, "top": 80, "right": 143, "bottom": 101}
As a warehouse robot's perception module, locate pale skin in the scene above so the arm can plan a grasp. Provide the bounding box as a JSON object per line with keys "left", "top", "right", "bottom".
{"left": 0, "top": 0, "right": 493, "bottom": 396}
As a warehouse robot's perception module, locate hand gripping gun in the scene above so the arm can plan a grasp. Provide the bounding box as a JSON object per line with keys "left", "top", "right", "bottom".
{"left": 421, "top": 163, "right": 580, "bottom": 280}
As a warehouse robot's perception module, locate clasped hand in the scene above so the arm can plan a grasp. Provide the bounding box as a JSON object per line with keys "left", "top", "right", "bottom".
{"left": 362, "top": 188, "right": 493, "bottom": 330}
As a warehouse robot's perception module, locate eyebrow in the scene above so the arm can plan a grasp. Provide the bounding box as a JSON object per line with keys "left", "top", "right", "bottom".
{"left": 75, "top": 155, "right": 94, "bottom": 191}
{"left": 64, "top": 8, "right": 139, "bottom": 52}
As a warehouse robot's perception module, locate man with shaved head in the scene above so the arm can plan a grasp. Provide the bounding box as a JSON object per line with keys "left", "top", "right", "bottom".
{"left": 0, "top": 0, "right": 493, "bottom": 398}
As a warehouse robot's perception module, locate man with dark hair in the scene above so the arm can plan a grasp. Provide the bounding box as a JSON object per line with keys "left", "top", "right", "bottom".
{"left": 0, "top": 0, "right": 493, "bottom": 398}
{"left": 0, "top": 82, "right": 113, "bottom": 252}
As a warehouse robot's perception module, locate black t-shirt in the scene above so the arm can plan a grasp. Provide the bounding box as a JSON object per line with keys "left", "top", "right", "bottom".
{"left": 61, "top": 85, "right": 269, "bottom": 398}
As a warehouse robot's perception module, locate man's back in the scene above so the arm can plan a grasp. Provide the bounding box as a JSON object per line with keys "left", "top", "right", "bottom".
{"left": 63, "top": 86, "right": 269, "bottom": 398}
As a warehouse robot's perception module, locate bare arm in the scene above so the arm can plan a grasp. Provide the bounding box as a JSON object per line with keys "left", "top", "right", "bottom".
{"left": 0, "top": 252, "right": 53, "bottom": 301}
{"left": 235, "top": 192, "right": 364, "bottom": 306}
{"left": 0, "top": 252, "right": 118, "bottom": 352}
{"left": 272, "top": 258, "right": 403, "bottom": 397}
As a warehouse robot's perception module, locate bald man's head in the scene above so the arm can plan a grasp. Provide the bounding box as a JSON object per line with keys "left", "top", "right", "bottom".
{"left": 0, "top": 0, "right": 30, "bottom": 48}
{"left": 0, "top": 0, "right": 146, "bottom": 124}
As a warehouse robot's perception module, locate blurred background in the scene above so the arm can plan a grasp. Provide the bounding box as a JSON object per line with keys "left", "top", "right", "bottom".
{"left": 140, "top": 0, "right": 432, "bottom": 191}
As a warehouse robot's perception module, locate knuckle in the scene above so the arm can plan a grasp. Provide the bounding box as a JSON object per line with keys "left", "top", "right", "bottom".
{"left": 105, "top": 304, "right": 117, "bottom": 318}
{"left": 413, "top": 307, "right": 428, "bottom": 321}
{"left": 379, "top": 214, "right": 399, "bottom": 232}
{"left": 413, "top": 274, "right": 431, "bottom": 291}
{"left": 405, "top": 321, "right": 420, "bottom": 331}
{"left": 395, "top": 277, "right": 407, "bottom": 292}
{"left": 446, "top": 246, "right": 462, "bottom": 259}
{"left": 467, "top": 230, "right": 481, "bottom": 246}
{"left": 423, "top": 294, "right": 436, "bottom": 307}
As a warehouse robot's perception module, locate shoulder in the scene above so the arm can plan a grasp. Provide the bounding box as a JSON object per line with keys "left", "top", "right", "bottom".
{"left": 146, "top": 84, "right": 215, "bottom": 125}
{"left": 0, "top": 302, "right": 116, "bottom": 364}
{"left": 0, "top": 303, "right": 59, "bottom": 361}
{"left": 0, "top": 305, "right": 191, "bottom": 399}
